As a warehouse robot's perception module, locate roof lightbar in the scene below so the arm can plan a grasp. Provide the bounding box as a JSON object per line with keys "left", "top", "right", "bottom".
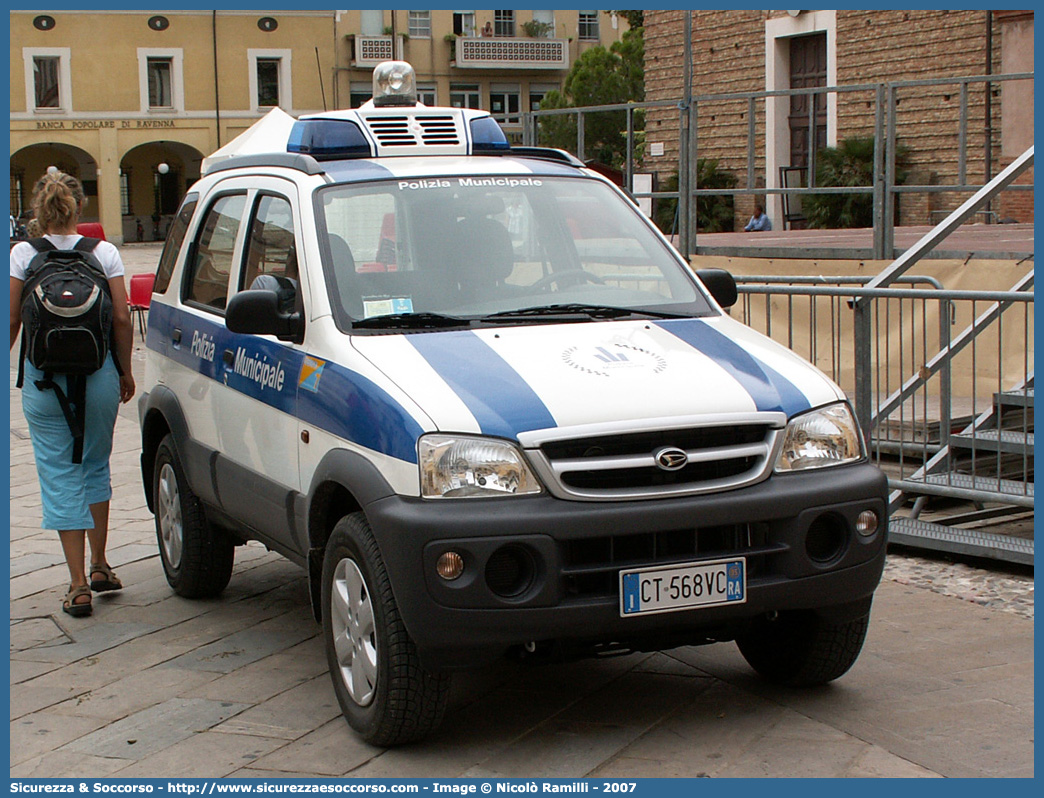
{"left": 287, "top": 119, "right": 373, "bottom": 160}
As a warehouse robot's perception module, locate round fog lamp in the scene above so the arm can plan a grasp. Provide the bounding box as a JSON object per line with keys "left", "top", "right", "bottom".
{"left": 436, "top": 551, "right": 465, "bottom": 581}
{"left": 856, "top": 510, "right": 879, "bottom": 537}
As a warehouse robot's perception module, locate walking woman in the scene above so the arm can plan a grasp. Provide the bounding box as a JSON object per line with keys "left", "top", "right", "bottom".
{"left": 9, "top": 170, "right": 135, "bottom": 616}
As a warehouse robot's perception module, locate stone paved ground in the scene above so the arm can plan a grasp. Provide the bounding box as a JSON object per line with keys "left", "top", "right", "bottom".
{"left": 9, "top": 244, "right": 1034, "bottom": 778}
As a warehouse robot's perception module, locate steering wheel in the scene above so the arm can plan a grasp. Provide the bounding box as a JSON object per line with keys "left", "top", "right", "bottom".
{"left": 531, "top": 270, "right": 606, "bottom": 292}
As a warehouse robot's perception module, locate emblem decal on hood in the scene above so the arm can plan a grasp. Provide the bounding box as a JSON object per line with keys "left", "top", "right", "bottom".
{"left": 562, "top": 343, "right": 667, "bottom": 377}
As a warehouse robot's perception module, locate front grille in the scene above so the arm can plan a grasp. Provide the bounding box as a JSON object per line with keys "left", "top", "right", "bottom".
{"left": 563, "top": 457, "right": 760, "bottom": 490}
{"left": 560, "top": 524, "right": 782, "bottom": 599}
{"left": 527, "top": 420, "right": 781, "bottom": 501}
{"left": 361, "top": 113, "right": 462, "bottom": 149}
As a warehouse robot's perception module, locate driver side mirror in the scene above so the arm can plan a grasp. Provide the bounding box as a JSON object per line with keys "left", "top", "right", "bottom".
{"left": 226, "top": 289, "right": 304, "bottom": 343}
{"left": 695, "top": 268, "right": 738, "bottom": 309}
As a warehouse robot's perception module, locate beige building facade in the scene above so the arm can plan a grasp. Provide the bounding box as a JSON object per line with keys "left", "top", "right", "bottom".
{"left": 10, "top": 9, "right": 627, "bottom": 245}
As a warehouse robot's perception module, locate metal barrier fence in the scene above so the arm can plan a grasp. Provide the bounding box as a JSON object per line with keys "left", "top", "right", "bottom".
{"left": 522, "top": 72, "right": 1034, "bottom": 260}
{"left": 733, "top": 276, "right": 1033, "bottom": 558}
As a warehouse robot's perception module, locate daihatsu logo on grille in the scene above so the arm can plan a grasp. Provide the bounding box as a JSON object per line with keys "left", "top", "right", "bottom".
{"left": 654, "top": 446, "right": 688, "bottom": 471}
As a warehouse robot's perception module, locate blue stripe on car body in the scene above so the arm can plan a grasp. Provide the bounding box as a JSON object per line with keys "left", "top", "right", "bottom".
{"left": 407, "top": 330, "right": 557, "bottom": 439}
{"left": 655, "top": 319, "right": 812, "bottom": 417}
{"left": 147, "top": 303, "right": 422, "bottom": 463}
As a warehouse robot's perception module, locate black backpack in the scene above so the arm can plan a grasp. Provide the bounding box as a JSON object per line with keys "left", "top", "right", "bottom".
{"left": 16, "top": 237, "right": 123, "bottom": 463}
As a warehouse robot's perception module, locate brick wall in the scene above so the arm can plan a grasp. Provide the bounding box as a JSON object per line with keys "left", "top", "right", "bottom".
{"left": 644, "top": 10, "right": 1033, "bottom": 227}
{"left": 645, "top": 10, "right": 771, "bottom": 224}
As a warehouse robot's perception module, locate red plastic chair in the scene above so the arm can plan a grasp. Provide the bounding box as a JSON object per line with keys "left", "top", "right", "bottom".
{"left": 128, "top": 273, "right": 155, "bottom": 340}
{"left": 76, "top": 222, "right": 106, "bottom": 240}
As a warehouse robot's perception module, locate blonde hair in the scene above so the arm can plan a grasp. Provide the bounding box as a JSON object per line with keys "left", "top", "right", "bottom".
{"left": 31, "top": 170, "right": 85, "bottom": 233}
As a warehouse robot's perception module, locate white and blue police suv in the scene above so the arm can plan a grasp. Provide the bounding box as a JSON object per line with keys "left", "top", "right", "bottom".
{"left": 139, "top": 61, "right": 887, "bottom": 745}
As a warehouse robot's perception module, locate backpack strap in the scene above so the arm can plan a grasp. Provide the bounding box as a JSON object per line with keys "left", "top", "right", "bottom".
{"left": 28, "top": 237, "right": 56, "bottom": 252}
{"left": 16, "top": 334, "right": 26, "bottom": 389}
{"left": 15, "top": 242, "right": 52, "bottom": 388}
{"left": 33, "top": 373, "right": 88, "bottom": 465}
{"left": 73, "top": 237, "right": 101, "bottom": 254}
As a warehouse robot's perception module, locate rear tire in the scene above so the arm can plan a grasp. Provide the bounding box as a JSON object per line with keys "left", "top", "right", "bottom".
{"left": 736, "top": 609, "right": 870, "bottom": 687}
{"left": 152, "top": 434, "right": 234, "bottom": 598}
{"left": 322, "top": 512, "right": 449, "bottom": 746}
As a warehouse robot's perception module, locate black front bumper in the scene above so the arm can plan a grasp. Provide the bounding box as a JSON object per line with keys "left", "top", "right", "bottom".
{"left": 364, "top": 463, "right": 888, "bottom": 669}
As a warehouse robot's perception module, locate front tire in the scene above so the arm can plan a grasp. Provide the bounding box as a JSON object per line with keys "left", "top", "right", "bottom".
{"left": 152, "top": 434, "right": 234, "bottom": 598}
{"left": 736, "top": 609, "right": 870, "bottom": 687}
{"left": 322, "top": 512, "right": 450, "bottom": 746}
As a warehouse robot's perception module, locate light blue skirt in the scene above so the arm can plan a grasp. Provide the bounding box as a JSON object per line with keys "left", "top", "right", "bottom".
{"left": 20, "top": 357, "right": 121, "bottom": 530}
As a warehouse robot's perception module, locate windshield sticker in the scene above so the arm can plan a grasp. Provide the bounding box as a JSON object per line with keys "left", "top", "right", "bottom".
{"left": 299, "top": 356, "right": 326, "bottom": 394}
{"left": 363, "top": 296, "right": 414, "bottom": 317}
{"left": 396, "top": 177, "right": 543, "bottom": 191}
{"left": 563, "top": 343, "right": 668, "bottom": 378}
{"left": 398, "top": 179, "right": 452, "bottom": 190}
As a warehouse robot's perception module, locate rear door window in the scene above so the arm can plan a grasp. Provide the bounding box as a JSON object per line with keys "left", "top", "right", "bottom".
{"left": 183, "top": 193, "right": 247, "bottom": 313}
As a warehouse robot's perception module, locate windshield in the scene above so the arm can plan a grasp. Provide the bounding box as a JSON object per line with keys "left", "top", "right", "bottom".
{"left": 316, "top": 175, "right": 713, "bottom": 329}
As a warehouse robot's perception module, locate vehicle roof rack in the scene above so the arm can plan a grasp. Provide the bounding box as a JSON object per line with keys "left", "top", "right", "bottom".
{"left": 207, "top": 152, "right": 325, "bottom": 176}
{"left": 506, "top": 146, "right": 585, "bottom": 168}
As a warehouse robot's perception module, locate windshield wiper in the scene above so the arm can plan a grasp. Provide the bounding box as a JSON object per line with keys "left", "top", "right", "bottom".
{"left": 352, "top": 312, "right": 471, "bottom": 330}
{"left": 481, "top": 304, "right": 688, "bottom": 323}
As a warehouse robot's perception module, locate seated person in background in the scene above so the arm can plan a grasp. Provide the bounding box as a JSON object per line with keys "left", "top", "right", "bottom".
{"left": 744, "top": 204, "right": 772, "bottom": 232}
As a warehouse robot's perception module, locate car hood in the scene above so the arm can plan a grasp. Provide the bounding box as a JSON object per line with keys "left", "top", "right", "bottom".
{"left": 350, "top": 316, "right": 845, "bottom": 439}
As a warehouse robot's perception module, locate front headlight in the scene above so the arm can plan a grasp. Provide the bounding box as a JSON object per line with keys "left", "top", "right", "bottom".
{"left": 419, "top": 435, "right": 543, "bottom": 499}
{"left": 774, "top": 403, "right": 865, "bottom": 472}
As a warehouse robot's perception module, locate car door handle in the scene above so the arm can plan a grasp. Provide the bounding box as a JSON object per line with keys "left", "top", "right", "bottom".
{"left": 223, "top": 349, "right": 235, "bottom": 367}
{"left": 172, "top": 328, "right": 182, "bottom": 345}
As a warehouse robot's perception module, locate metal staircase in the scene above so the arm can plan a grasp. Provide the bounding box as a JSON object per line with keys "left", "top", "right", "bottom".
{"left": 888, "top": 373, "right": 1034, "bottom": 566}
{"left": 854, "top": 147, "right": 1035, "bottom": 566}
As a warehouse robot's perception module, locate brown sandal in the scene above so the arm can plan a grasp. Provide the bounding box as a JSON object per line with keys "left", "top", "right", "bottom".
{"left": 63, "top": 584, "right": 93, "bottom": 617}
{"left": 90, "top": 563, "right": 123, "bottom": 593}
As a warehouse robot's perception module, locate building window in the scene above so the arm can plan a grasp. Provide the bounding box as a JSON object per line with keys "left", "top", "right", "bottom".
{"left": 10, "top": 173, "right": 24, "bottom": 219}
{"left": 489, "top": 85, "right": 521, "bottom": 126}
{"left": 249, "top": 50, "right": 292, "bottom": 111}
{"left": 494, "top": 10, "right": 515, "bottom": 37}
{"left": 531, "top": 9, "right": 555, "bottom": 37}
{"left": 408, "top": 11, "right": 431, "bottom": 38}
{"left": 24, "top": 48, "right": 71, "bottom": 112}
{"left": 138, "top": 49, "right": 183, "bottom": 113}
{"left": 453, "top": 11, "right": 475, "bottom": 37}
{"left": 360, "top": 10, "right": 384, "bottom": 36}
{"left": 578, "top": 11, "right": 599, "bottom": 40}
{"left": 147, "top": 58, "right": 173, "bottom": 108}
{"left": 256, "top": 58, "right": 281, "bottom": 107}
{"left": 528, "top": 84, "right": 558, "bottom": 112}
{"left": 450, "top": 84, "right": 481, "bottom": 110}
{"left": 417, "top": 84, "right": 437, "bottom": 106}
{"left": 33, "top": 56, "right": 60, "bottom": 108}
{"left": 120, "top": 171, "right": 131, "bottom": 216}
{"left": 350, "top": 82, "right": 371, "bottom": 108}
